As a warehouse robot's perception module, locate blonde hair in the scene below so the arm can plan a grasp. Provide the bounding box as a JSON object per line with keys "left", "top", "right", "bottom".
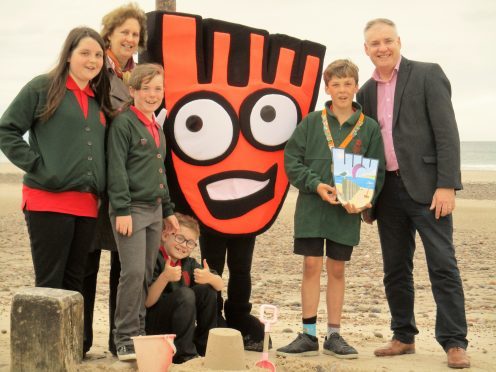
{"left": 175, "top": 213, "right": 200, "bottom": 236}
{"left": 323, "top": 59, "right": 359, "bottom": 85}
{"left": 128, "top": 64, "right": 164, "bottom": 89}
{"left": 101, "top": 2, "right": 147, "bottom": 51}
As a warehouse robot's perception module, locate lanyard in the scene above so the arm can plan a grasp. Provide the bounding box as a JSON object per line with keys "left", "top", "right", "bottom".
{"left": 321, "top": 108, "right": 364, "bottom": 150}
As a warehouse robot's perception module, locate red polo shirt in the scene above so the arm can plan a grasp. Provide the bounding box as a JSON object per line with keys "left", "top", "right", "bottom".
{"left": 130, "top": 106, "right": 161, "bottom": 147}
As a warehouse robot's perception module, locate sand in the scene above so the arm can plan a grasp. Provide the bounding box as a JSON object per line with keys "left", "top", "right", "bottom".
{"left": 0, "top": 166, "right": 495, "bottom": 371}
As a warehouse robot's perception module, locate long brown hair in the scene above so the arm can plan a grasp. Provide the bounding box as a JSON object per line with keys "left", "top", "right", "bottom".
{"left": 38, "top": 27, "right": 112, "bottom": 122}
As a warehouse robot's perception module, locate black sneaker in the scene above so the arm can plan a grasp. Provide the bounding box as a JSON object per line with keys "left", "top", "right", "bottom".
{"left": 243, "top": 334, "right": 272, "bottom": 352}
{"left": 117, "top": 344, "right": 136, "bottom": 361}
{"left": 173, "top": 353, "right": 200, "bottom": 364}
{"left": 276, "top": 333, "right": 319, "bottom": 357}
{"left": 323, "top": 333, "right": 358, "bottom": 359}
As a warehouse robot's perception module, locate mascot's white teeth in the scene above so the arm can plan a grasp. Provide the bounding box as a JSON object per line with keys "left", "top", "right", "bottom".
{"left": 205, "top": 178, "right": 270, "bottom": 201}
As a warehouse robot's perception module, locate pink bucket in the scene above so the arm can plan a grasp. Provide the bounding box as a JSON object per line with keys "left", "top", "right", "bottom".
{"left": 132, "top": 334, "right": 176, "bottom": 372}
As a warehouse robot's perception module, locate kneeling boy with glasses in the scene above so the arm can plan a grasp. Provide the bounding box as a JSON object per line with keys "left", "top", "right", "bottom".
{"left": 145, "top": 213, "right": 224, "bottom": 364}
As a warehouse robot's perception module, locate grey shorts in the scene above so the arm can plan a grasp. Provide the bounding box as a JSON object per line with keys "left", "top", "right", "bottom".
{"left": 294, "top": 238, "right": 353, "bottom": 261}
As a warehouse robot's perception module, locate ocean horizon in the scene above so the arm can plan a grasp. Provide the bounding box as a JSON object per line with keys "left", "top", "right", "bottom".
{"left": 459, "top": 141, "right": 496, "bottom": 171}
{"left": 1, "top": 141, "right": 495, "bottom": 171}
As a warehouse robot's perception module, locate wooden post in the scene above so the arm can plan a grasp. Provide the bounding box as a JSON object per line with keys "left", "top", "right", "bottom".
{"left": 155, "top": 0, "right": 176, "bottom": 11}
{"left": 11, "top": 288, "right": 83, "bottom": 372}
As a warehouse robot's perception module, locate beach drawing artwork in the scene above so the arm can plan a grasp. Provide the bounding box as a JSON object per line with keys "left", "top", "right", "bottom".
{"left": 332, "top": 148, "right": 379, "bottom": 208}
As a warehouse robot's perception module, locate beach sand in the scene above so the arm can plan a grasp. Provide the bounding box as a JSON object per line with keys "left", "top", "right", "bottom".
{"left": 0, "top": 166, "right": 495, "bottom": 371}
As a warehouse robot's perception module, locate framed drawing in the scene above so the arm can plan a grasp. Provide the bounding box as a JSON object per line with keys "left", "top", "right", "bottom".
{"left": 332, "top": 148, "right": 379, "bottom": 208}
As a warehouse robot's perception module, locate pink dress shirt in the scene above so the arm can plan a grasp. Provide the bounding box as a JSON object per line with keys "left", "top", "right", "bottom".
{"left": 372, "top": 56, "right": 402, "bottom": 171}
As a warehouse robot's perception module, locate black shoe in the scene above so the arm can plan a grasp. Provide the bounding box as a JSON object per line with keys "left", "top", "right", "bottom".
{"left": 323, "top": 333, "right": 358, "bottom": 359}
{"left": 243, "top": 334, "right": 272, "bottom": 352}
{"left": 226, "top": 312, "right": 263, "bottom": 335}
{"left": 173, "top": 353, "right": 199, "bottom": 364}
{"left": 109, "top": 340, "right": 117, "bottom": 357}
{"left": 116, "top": 344, "right": 136, "bottom": 361}
{"left": 217, "top": 314, "right": 228, "bottom": 328}
{"left": 83, "top": 343, "right": 90, "bottom": 358}
{"left": 276, "top": 333, "right": 319, "bottom": 357}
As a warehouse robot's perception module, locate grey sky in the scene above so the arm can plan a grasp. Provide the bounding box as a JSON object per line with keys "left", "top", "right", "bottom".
{"left": 1, "top": 0, "right": 495, "bottom": 141}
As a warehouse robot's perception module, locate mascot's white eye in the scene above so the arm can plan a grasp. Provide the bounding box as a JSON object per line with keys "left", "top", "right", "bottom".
{"left": 240, "top": 90, "right": 300, "bottom": 151}
{"left": 172, "top": 96, "right": 238, "bottom": 164}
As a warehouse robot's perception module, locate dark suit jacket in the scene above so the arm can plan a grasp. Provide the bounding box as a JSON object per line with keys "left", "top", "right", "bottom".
{"left": 357, "top": 57, "right": 462, "bottom": 205}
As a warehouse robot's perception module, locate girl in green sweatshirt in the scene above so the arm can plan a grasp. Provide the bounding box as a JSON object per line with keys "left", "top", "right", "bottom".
{"left": 0, "top": 27, "right": 112, "bottom": 295}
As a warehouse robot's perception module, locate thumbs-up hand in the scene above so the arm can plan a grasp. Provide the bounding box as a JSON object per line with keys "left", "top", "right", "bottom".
{"left": 163, "top": 258, "right": 182, "bottom": 282}
{"left": 194, "top": 259, "right": 212, "bottom": 285}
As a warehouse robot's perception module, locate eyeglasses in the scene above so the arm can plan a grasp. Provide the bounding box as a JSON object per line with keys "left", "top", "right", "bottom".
{"left": 173, "top": 234, "right": 198, "bottom": 249}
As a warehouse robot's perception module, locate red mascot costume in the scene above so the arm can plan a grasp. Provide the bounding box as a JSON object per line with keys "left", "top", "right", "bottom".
{"left": 141, "top": 11, "right": 325, "bottom": 350}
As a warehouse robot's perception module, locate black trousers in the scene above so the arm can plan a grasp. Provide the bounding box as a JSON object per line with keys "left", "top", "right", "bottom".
{"left": 145, "top": 285, "right": 217, "bottom": 363}
{"left": 82, "top": 250, "right": 120, "bottom": 354}
{"left": 199, "top": 232, "right": 255, "bottom": 314}
{"left": 82, "top": 198, "right": 120, "bottom": 354}
{"left": 199, "top": 232, "right": 264, "bottom": 342}
{"left": 376, "top": 173, "right": 468, "bottom": 350}
{"left": 24, "top": 210, "right": 96, "bottom": 292}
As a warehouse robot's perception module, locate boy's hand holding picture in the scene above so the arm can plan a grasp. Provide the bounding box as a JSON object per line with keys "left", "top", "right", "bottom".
{"left": 341, "top": 202, "right": 372, "bottom": 215}
{"left": 316, "top": 183, "right": 340, "bottom": 205}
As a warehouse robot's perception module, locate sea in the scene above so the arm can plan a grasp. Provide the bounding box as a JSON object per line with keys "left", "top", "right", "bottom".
{"left": 459, "top": 141, "right": 496, "bottom": 171}
{"left": 0, "top": 141, "right": 495, "bottom": 171}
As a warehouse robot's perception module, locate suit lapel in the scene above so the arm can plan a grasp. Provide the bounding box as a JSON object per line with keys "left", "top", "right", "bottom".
{"left": 369, "top": 81, "right": 378, "bottom": 121}
{"left": 393, "top": 57, "right": 411, "bottom": 127}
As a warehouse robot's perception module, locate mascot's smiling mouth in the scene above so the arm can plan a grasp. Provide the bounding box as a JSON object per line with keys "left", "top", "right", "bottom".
{"left": 198, "top": 164, "right": 277, "bottom": 219}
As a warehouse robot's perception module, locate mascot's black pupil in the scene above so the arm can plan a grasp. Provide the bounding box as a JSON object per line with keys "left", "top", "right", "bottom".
{"left": 186, "top": 115, "right": 203, "bottom": 132}
{"left": 260, "top": 105, "right": 276, "bottom": 122}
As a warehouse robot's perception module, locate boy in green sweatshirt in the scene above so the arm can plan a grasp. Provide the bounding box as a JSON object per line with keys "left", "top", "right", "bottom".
{"left": 277, "top": 59, "right": 385, "bottom": 359}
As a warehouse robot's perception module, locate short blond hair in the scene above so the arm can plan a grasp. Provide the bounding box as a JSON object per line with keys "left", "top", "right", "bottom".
{"left": 175, "top": 213, "right": 200, "bottom": 236}
{"left": 323, "top": 59, "right": 359, "bottom": 85}
{"left": 101, "top": 2, "right": 147, "bottom": 51}
{"left": 128, "top": 64, "right": 164, "bottom": 89}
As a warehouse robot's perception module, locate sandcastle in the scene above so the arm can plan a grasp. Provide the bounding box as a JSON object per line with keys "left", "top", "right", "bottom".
{"left": 204, "top": 328, "right": 246, "bottom": 370}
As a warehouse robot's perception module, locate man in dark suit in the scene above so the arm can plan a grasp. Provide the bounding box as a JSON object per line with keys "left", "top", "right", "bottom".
{"left": 356, "top": 18, "right": 470, "bottom": 369}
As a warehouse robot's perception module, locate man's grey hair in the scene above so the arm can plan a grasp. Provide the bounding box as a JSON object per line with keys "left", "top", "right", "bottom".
{"left": 364, "top": 18, "right": 397, "bottom": 34}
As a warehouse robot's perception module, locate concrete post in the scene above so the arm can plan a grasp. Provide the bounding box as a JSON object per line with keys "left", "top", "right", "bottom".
{"left": 155, "top": 0, "right": 176, "bottom": 11}
{"left": 10, "top": 287, "right": 83, "bottom": 372}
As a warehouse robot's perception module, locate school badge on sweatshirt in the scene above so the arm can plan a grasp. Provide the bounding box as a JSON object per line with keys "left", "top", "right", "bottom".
{"left": 332, "top": 148, "right": 379, "bottom": 208}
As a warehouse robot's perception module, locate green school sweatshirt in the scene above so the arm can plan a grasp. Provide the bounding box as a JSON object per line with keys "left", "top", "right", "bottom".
{"left": 0, "top": 74, "right": 106, "bottom": 195}
{"left": 107, "top": 109, "right": 174, "bottom": 217}
{"left": 284, "top": 101, "right": 385, "bottom": 246}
